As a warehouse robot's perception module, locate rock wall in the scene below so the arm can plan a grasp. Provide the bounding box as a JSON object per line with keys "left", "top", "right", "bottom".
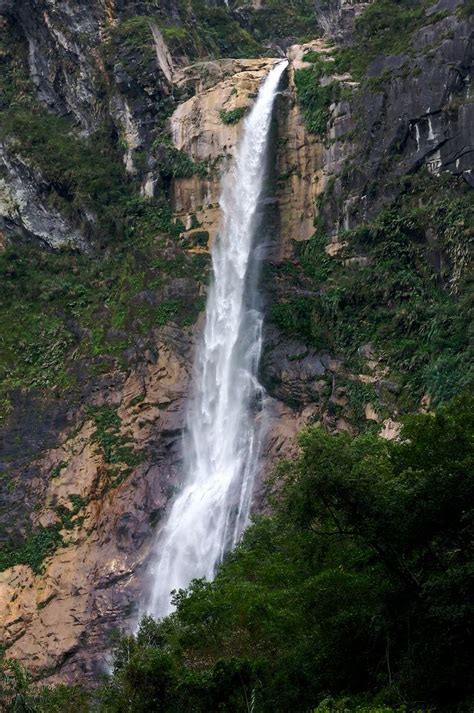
{"left": 0, "top": 326, "right": 193, "bottom": 681}
{"left": 170, "top": 58, "right": 278, "bottom": 243}
{"left": 0, "top": 0, "right": 184, "bottom": 246}
{"left": 275, "top": 42, "right": 326, "bottom": 258}
{"left": 318, "top": 1, "right": 474, "bottom": 237}
{"left": 0, "top": 0, "right": 472, "bottom": 686}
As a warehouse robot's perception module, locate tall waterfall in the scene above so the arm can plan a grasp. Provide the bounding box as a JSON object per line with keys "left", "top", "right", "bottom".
{"left": 149, "top": 59, "right": 288, "bottom": 618}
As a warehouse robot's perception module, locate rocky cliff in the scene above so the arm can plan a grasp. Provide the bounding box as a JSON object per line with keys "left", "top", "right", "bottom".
{"left": 0, "top": 0, "right": 472, "bottom": 684}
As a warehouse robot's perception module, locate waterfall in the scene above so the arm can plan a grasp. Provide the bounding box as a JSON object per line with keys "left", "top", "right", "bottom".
{"left": 148, "top": 59, "right": 288, "bottom": 618}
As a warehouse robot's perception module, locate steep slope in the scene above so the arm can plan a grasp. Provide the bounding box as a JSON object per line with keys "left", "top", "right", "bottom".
{"left": 0, "top": 0, "right": 472, "bottom": 685}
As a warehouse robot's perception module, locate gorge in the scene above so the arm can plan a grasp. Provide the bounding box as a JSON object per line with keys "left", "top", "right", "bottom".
{"left": 0, "top": 0, "right": 472, "bottom": 710}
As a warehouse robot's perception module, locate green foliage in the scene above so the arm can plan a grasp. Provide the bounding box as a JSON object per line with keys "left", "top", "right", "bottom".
{"left": 0, "top": 110, "right": 130, "bottom": 236}
{"left": 155, "top": 300, "right": 181, "bottom": 326}
{"left": 56, "top": 495, "right": 87, "bottom": 532}
{"left": 0, "top": 408, "right": 142, "bottom": 576}
{"left": 0, "top": 397, "right": 12, "bottom": 425}
{"left": 153, "top": 140, "right": 208, "bottom": 180}
{"left": 111, "top": 16, "right": 155, "bottom": 52}
{"left": 20, "top": 395, "right": 471, "bottom": 710}
{"left": 50, "top": 462, "right": 67, "bottom": 479}
{"left": 88, "top": 406, "right": 142, "bottom": 486}
{"left": 109, "top": 0, "right": 317, "bottom": 61}
{"left": 0, "top": 492, "right": 89, "bottom": 574}
{"left": 345, "top": 380, "right": 378, "bottom": 421}
{"left": 299, "top": 226, "right": 333, "bottom": 281}
{"left": 271, "top": 296, "right": 317, "bottom": 344}
{"left": 243, "top": 0, "right": 318, "bottom": 42}
{"left": 0, "top": 658, "right": 90, "bottom": 712}
{"left": 111, "top": 17, "right": 189, "bottom": 59}
{"left": 183, "top": 230, "right": 209, "bottom": 249}
{"left": 0, "top": 307, "right": 74, "bottom": 392}
{"left": 294, "top": 56, "right": 340, "bottom": 135}
{"left": 123, "top": 395, "right": 472, "bottom": 711}
{"left": 457, "top": 0, "right": 474, "bottom": 17}
{"left": 332, "top": 0, "right": 441, "bottom": 80}
{"left": 0, "top": 210, "right": 208, "bottom": 405}
{"left": 107, "top": 17, "right": 191, "bottom": 90}
{"left": 271, "top": 173, "right": 473, "bottom": 409}
{"left": 160, "top": 26, "right": 188, "bottom": 49}
{"left": 0, "top": 15, "right": 182, "bottom": 246}
{"left": 0, "top": 524, "right": 63, "bottom": 574}
{"left": 190, "top": 1, "right": 262, "bottom": 58}
{"left": 219, "top": 107, "right": 247, "bottom": 125}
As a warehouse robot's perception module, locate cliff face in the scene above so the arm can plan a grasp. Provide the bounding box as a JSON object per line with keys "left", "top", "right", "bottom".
{"left": 0, "top": 0, "right": 472, "bottom": 684}
{"left": 1, "top": 326, "right": 194, "bottom": 681}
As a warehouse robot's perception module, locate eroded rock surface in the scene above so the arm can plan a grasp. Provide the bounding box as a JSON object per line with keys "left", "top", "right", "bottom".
{"left": 170, "top": 58, "right": 278, "bottom": 244}
{"left": 0, "top": 327, "right": 193, "bottom": 682}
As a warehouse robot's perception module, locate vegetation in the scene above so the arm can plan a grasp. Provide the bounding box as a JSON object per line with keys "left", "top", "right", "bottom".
{"left": 104, "top": 0, "right": 320, "bottom": 65}
{"left": 293, "top": 0, "right": 446, "bottom": 132}
{"left": 219, "top": 107, "right": 247, "bottom": 125}
{"left": 191, "top": 1, "right": 263, "bottom": 58}
{"left": 243, "top": 0, "right": 319, "bottom": 43}
{"left": 0, "top": 493, "right": 88, "bottom": 574}
{"left": 0, "top": 228, "right": 209, "bottom": 414}
{"left": 0, "top": 16, "right": 215, "bottom": 421}
{"left": 2, "top": 394, "right": 472, "bottom": 710}
{"left": 0, "top": 406, "right": 142, "bottom": 575}
{"left": 0, "top": 112, "right": 131, "bottom": 236}
{"left": 153, "top": 139, "right": 209, "bottom": 181}
{"left": 294, "top": 53, "right": 340, "bottom": 135}
{"left": 271, "top": 172, "right": 473, "bottom": 410}
{"left": 332, "top": 0, "right": 444, "bottom": 80}
{"left": 88, "top": 406, "right": 143, "bottom": 487}
{"left": 0, "top": 524, "right": 64, "bottom": 574}
{"left": 0, "top": 660, "right": 91, "bottom": 713}
{"left": 0, "top": 24, "right": 132, "bottom": 239}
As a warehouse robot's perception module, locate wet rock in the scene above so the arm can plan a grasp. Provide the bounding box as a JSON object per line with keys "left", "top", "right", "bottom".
{"left": 170, "top": 57, "right": 278, "bottom": 244}
{"left": 275, "top": 42, "right": 324, "bottom": 258}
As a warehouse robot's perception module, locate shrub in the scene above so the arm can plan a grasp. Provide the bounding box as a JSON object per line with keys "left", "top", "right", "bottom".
{"left": 219, "top": 107, "right": 247, "bottom": 125}
{"left": 294, "top": 56, "right": 340, "bottom": 136}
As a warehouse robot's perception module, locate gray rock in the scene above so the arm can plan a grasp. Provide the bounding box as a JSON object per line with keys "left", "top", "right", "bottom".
{"left": 0, "top": 145, "right": 86, "bottom": 249}
{"left": 321, "top": 10, "right": 474, "bottom": 234}
{"left": 261, "top": 330, "right": 327, "bottom": 404}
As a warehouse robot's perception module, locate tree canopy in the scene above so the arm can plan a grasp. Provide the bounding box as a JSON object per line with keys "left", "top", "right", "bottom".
{"left": 2, "top": 393, "right": 472, "bottom": 712}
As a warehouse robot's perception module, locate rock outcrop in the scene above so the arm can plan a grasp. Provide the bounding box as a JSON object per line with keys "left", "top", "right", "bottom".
{"left": 317, "top": 2, "right": 474, "bottom": 236}
{"left": 0, "top": 326, "right": 193, "bottom": 681}
{"left": 0, "top": 0, "right": 184, "bottom": 245}
{"left": 170, "top": 58, "right": 278, "bottom": 244}
{"left": 0, "top": 147, "right": 86, "bottom": 249}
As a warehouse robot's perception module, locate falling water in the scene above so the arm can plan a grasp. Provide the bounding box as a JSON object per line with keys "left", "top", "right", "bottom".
{"left": 148, "top": 59, "right": 288, "bottom": 618}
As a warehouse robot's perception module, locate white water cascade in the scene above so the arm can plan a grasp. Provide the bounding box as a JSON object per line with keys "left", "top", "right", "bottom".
{"left": 148, "top": 59, "right": 288, "bottom": 618}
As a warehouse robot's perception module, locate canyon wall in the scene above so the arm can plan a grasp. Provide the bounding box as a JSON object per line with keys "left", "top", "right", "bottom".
{"left": 0, "top": 0, "right": 472, "bottom": 683}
